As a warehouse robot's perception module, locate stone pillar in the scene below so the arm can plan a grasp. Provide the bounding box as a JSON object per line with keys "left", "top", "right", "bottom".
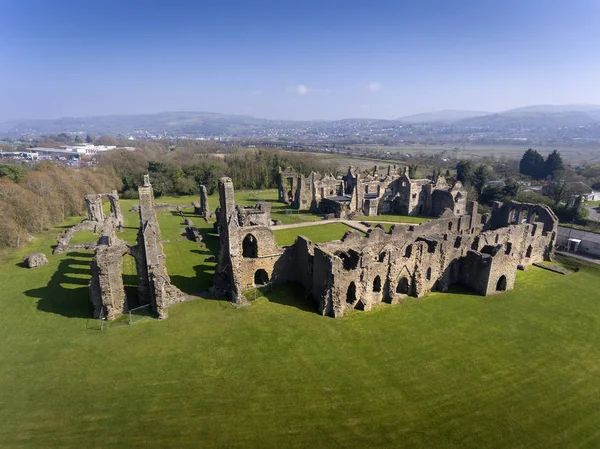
{"left": 199, "top": 185, "right": 210, "bottom": 218}
{"left": 85, "top": 195, "right": 105, "bottom": 222}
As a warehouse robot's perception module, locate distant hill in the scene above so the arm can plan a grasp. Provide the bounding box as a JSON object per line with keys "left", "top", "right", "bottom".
{"left": 0, "top": 112, "right": 285, "bottom": 136}
{"left": 455, "top": 106, "right": 600, "bottom": 129}
{"left": 398, "top": 110, "right": 490, "bottom": 124}
{"left": 506, "top": 104, "right": 600, "bottom": 113}
{"left": 2, "top": 104, "right": 600, "bottom": 138}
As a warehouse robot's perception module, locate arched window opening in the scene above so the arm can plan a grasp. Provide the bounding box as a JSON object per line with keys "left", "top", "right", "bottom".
{"left": 448, "top": 222, "right": 453, "bottom": 231}
{"left": 364, "top": 185, "right": 369, "bottom": 193}
{"left": 454, "top": 192, "right": 463, "bottom": 203}
{"left": 526, "top": 245, "right": 533, "bottom": 258}
{"left": 426, "top": 267, "right": 432, "bottom": 280}
{"left": 495, "top": 234, "right": 500, "bottom": 243}
{"left": 404, "top": 245, "right": 412, "bottom": 258}
{"left": 510, "top": 209, "right": 518, "bottom": 224}
{"left": 520, "top": 207, "right": 528, "bottom": 223}
{"left": 373, "top": 276, "right": 381, "bottom": 292}
{"left": 346, "top": 282, "right": 357, "bottom": 304}
{"left": 505, "top": 242, "right": 512, "bottom": 255}
{"left": 242, "top": 234, "right": 258, "bottom": 258}
{"left": 254, "top": 269, "right": 269, "bottom": 285}
{"left": 496, "top": 275, "right": 507, "bottom": 291}
{"left": 378, "top": 252, "right": 386, "bottom": 263}
{"left": 396, "top": 277, "right": 409, "bottom": 295}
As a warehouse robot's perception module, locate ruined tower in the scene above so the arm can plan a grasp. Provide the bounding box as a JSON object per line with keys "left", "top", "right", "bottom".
{"left": 211, "top": 177, "right": 244, "bottom": 304}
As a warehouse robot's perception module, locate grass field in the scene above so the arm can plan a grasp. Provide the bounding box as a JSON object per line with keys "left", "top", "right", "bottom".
{"left": 273, "top": 223, "right": 358, "bottom": 246}
{"left": 1, "top": 192, "right": 600, "bottom": 448}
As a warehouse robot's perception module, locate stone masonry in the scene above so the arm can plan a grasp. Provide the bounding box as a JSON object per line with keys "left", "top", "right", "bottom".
{"left": 279, "top": 165, "right": 467, "bottom": 219}
{"left": 217, "top": 177, "right": 558, "bottom": 317}
{"left": 89, "top": 175, "right": 184, "bottom": 320}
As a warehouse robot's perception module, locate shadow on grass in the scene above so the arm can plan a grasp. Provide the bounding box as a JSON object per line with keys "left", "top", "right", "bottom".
{"left": 252, "top": 283, "right": 318, "bottom": 314}
{"left": 25, "top": 251, "right": 94, "bottom": 318}
{"left": 170, "top": 260, "right": 216, "bottom": 295}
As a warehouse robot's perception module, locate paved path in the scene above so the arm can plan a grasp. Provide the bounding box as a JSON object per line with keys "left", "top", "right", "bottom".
{"left": 556, "top": 250, "right": 600, "bottom": 265}
{"left": 270, "top": 219, "right": 420, "bottom": 234}
{"left": 585, "top": 205, "right": 600, "bottom": 221}
{"left": 271, "top": 219, "right": 369, "bottom": 233}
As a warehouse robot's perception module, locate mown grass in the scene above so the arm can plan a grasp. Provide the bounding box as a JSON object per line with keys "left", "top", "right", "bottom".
{"left": 1, "top": 192, "right": 600, "bottom": 448}
{"left": 365, "top": 214, "right": 430, "bottom": 224}
{"left": 273, "top": 223, "right": 359, "bottom": 246}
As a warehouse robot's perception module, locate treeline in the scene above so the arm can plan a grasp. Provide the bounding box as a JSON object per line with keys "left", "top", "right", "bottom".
{"left": 0, "top": 163, "right": 120, "bottom": 248}
{"left": 98, "top": 147, "right": 338, "bottom": 198}
{"left": 519, "top": 149, "right": 564, "bottom": 180}
{"left": 455, "top": 149, "right": 591, "bottom": 225}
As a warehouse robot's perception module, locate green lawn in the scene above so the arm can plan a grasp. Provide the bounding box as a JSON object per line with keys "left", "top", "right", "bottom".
{"left": 365, "top": 214, "right": 430, "bottom": 224}
{"left": 1, "top": 195, "right": 600, "bottom": 448}
{"left": 273, "top": 223, "right": 359, "bottom": 246}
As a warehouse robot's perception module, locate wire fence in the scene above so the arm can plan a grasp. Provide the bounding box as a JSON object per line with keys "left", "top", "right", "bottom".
{"left": 243, "top": 282, "right": 273, "bottom": 302}
{"left": 99, "top": 303, "right": 153, "bottom": 331}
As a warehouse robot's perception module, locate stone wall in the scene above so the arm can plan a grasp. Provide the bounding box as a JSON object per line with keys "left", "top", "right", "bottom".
{"left": 280, "top": 166, "right": 467, "bottom": 219}
{"left": 88, "top": 175, "right": 183, "bottom": 321}
{"left": 215, "top": 179, "right": 558, "bottom": 318}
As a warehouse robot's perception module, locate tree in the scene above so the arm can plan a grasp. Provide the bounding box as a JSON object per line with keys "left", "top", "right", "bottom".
{"left": 75, "top": 135, "right": 84, "bottom": 143}
{"left": 0, "top": 165, "right": 26, "bottom": 182}
{"left": 471, "top": 165, "right": 494, "bottom": 195}
{"left": 95, "top": 135, "right": 117, "bottom": 146}
{"left": 479, "top": 185, "right": 504, "bottom": 204}
{"left": 502, "top": 178, "right": 520, "bottom": 198}
{"left": 456, "top": 160, "right": 472, "bottom": 186}
{"left": 543, "top": 177, "right": 571, "bottom": 207}
{"left": 545, "top": 150, "right": 564, "bottom": 178}
{"left": 85, "top": 134, "right": 94, "bottom": 144}
{"left": 408, "top": 164, "right": 419, "bottom": 178}
{"left": 519, "top": 149, "right": 545, "bottom": 179}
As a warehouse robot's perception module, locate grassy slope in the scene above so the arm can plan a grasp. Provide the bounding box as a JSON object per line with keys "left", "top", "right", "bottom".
{"left": 1, "top": 194, "right": 600, "bottom": 447}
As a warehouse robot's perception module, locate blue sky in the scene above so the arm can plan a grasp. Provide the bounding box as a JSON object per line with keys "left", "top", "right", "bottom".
{"left": 1, "top": 0, "right": 599, "bottom": 121}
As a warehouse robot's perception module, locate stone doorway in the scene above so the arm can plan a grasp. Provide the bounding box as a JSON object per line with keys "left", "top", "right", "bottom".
{"left": 496, "top": 275, "right": 507, "bottom": 291}
{"left": 254, "top": 269, "right": 269, "bottom": 286}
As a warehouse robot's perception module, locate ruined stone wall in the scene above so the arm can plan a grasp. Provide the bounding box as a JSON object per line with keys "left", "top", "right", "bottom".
{"left": 236, "top": 203, "right": 272, "bottom": 227}
{"left": 136, "top": 175, "right": 183, "bottom": 318}
{"left": 85, "top": 191, "right": 124, "bottom": 227}
{"left": 215, "top": 180, "right": 557, "bottom": 319}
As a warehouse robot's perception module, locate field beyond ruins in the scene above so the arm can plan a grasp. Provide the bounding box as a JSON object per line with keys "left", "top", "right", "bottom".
{"left": 1, "top": 190, "right": 599, "bottom": 448}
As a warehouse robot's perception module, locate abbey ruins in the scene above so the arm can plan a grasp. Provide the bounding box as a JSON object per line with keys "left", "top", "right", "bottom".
{"left": 278, "top": 165, "right": 468, "bottom": 218}
{"left": 215, "top": 170, "right": 557, "bottom": 317}
{"left": 60, "top": 165, "right": 558, "bottom": 321}
{"left": 77, "top": 175, "right": 183, "bottom": 320}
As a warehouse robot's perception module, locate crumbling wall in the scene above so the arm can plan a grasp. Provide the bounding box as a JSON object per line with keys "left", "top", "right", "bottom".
{"left": 215, "top": 179, "right": 557, "bottom": 319}
{"left": 237, "top": 203, "right": 271, "bottom": 227}
{"left": 137, "top": 174, "right": 184, "bottom": 319}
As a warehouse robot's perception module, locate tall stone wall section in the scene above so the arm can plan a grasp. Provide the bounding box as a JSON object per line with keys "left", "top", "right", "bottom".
{"left": 137, "top": 175, "right": 183, "bottom": 319}
{"left": 88, "top": 175, "right": 183, "bottom": 321}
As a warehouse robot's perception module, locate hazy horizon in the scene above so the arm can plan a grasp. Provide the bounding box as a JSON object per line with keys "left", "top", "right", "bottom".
{"left": 2, "top": 0, "right": 600, "bottom": 122}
